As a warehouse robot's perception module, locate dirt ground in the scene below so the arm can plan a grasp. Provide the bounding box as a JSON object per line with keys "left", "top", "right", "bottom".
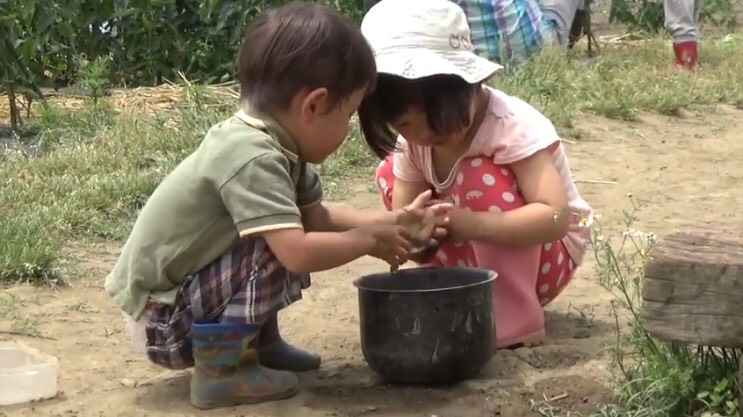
{"left": 2, "top": 107, "right": 743, "bottom": 417}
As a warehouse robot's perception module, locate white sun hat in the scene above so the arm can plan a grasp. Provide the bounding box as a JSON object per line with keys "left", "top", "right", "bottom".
{"left": 361, "top": 0, "right": 503, "bottom": 83}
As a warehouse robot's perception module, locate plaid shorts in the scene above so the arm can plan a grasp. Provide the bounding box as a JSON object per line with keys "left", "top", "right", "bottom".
{"left": 143, "top": 237, "right": 310, "bottom": 369}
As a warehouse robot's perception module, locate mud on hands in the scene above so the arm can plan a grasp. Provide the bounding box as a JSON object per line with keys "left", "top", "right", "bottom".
{"left": 391, "top": 190, "right": 452, "bottom": 270}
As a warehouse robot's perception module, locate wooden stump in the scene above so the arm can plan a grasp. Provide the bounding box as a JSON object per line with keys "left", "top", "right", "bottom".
{"left": 643, "top": 224, "right": 743, "bottom": 416}
{"left": 740, "top": 355, "right": 743, "bottom": 417}
{"left": 642, "top": 224, "right": 743, "bottom": 348}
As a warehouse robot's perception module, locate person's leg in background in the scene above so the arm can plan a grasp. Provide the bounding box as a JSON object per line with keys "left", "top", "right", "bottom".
{"left": 664, "top": 0, "right": 702, "bottom": 69}
{"left": 454, "top": 0, "right": 563, "bottom": 65}
{"left": 568, "top": 0, "right": 588, "bottom": 48}
{"left": 539, "top": 0, "right": 583, "bottom": 47}
{"left": 454, "top": 0, "right": 507, "bottom": 63}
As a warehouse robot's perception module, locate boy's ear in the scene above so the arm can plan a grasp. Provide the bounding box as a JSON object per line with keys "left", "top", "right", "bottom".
{"left": 300, "top": 88, "right": 329, "bottom": 122}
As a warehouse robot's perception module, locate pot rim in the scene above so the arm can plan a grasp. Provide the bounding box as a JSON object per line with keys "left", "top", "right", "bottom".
{"left": 352, "top": 267, "right": 498, "bottom": 293}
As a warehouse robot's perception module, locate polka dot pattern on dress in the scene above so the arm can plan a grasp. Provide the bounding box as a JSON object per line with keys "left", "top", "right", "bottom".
{"left": 482, "top": 174, "right": 496, "bottom": 186}
{"left": 373, "top": 154, "right": 577, "bottom": 311}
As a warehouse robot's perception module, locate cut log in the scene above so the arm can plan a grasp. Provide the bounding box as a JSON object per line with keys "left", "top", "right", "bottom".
{"left": 641, "top": 223, "right": 743, "bottom": 348}
{"left": 740, "top": 355, "right": 743, "bottom": 417}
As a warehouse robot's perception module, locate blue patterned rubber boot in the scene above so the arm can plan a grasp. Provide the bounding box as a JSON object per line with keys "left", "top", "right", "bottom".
{"left": 257, "top": 313, "right": 321, "bottom": 372}
{"left": 190, "top": 322, "right": 299, "bottom": 409}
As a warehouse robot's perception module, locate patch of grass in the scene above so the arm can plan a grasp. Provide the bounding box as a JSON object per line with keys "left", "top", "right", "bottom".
{"left": 0, "top": 85, "right": 379, "bottom": 283}
{"left": 1, "top": 33, "right": 743, "bottom": 285}
{"left": 317, "top": 120, "right": 380, "bottom": 198}
{"left": 0, "top": 291, "right": 44, "bottom": 338}
{"left": 496, "top": 35, "right": 743, "bottom": 128}
{"left": 588, "top": 198, "right": 741, "bottom": 417}
{"left": 0, "top": 89, "right": 224, "bottom": 283}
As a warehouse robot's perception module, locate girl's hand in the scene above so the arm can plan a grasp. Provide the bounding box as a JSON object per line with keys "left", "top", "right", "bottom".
{"left": 426, "top": 198, "right": 472, "bottom": 244}
{"left": 394, "top": 190, "right": 452, "bottom": 246}
{"left": 446, "top": 206, "right": 481, "bottom": 243}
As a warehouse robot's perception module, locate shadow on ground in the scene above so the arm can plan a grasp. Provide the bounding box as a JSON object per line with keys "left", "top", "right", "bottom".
{"left": 133, "top": 308, "right": 615, "bottom": 417}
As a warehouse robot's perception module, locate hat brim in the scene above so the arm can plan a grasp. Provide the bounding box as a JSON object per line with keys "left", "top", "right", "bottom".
{"left": 375, "top": 48, "right": 503, "bottom": 83}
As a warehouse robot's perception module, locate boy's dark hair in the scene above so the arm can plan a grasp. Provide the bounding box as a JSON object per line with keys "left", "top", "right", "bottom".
{"left": 238, "top": 2, "right": 376, "bottom": 114}
{"left": 358, "top": 74, "right": 480, "bottom": 160}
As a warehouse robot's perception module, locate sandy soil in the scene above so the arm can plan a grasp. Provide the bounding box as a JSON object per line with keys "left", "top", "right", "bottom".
{"left": 2, "top": 107, "right": 743, "bottom": 417}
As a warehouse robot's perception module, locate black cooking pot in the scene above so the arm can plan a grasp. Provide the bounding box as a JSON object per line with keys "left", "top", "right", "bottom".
{"left": 353, "top": 267, "right": 496, "bottom": 385}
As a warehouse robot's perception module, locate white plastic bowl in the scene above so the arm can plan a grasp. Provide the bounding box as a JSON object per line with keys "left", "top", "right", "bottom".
{"left": 0, "top": 341, "right": 58, "bottom": 406}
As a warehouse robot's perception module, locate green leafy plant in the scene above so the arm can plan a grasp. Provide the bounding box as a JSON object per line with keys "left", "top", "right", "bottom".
{"left": 700, "top": 0, "right": 736, "bottom": 32}
{"left": 0, "top": 0, "right": 367, "bottom": 135}
{"left": 75, "top": 55, "right": 112, "bottom": 105}
{"left": 609, "top": 0, "right": 665, "bottom": 34}
{"left": 609, "top": 0, "right": 736, "bottom": 34}
{"left": 0, "top": 0, "right": 81, "bottom": 131}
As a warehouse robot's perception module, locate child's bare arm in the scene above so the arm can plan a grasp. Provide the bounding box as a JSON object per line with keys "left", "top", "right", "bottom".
{"left": 301, "top": 202, "right": 394, "bottom": 232}
{"left": 302, "top": 190, "right": 450, "bottom": 241}
{"left": 222, "top": 152, "right": 413, "bottom": 272}
{"left": 262, "top": 228, "right": 372, "bottom": 273}
{"left": 454, "top": 149, "right": 570, "bottom": 246}
{"left": 391, "top": 178, "right": 430, "bottom": 210}
{"left": 262, "top": 226, "right": 411, "bottom": 274}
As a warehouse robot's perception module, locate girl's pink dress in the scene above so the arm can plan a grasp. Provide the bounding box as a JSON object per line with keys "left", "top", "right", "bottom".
{"left": 375, "top": 87, "right": 593, "bottom": 348}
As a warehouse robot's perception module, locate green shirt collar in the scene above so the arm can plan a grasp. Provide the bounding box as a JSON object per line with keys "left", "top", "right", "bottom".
{"left": 234, "top": 109, "right": 299, "bottom": 162}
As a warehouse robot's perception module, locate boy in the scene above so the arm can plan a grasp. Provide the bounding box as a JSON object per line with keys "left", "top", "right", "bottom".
{"left": 105, "top": 2, "right": 450, "bottom": 410}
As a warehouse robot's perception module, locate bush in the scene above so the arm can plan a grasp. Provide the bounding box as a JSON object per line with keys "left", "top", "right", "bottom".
{"left": 0, "top": 0, "right": 367, "bottom": 131}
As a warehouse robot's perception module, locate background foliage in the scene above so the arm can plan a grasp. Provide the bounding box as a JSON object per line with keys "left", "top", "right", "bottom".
{"left": 0, "top": 0, "right": 734, "bottom": 131}
{"left": 609, "top": 0, "right": 735, "bottom": 33}
{"left": 0, "top": 0, "right": 366, "bottom": 131}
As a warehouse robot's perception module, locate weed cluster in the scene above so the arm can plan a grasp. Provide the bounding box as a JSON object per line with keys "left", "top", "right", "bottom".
{"left": 590, "top": 198, "right": 740, "bottom": 417}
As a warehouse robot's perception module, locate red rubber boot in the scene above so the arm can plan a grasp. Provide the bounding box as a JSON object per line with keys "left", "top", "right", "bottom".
{"left": 673, "top": 41, "right": 698, "bottom": 70}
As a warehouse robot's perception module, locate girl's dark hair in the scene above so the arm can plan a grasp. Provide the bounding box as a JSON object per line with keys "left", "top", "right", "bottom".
{"left": 358, "top": 74, "right": 480, "bottom": 160}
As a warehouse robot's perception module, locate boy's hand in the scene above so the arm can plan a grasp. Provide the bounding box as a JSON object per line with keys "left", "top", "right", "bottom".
{"left": 394, "top": 190, "right": 452, "bottom": 246}
{"left": 361, "top": 223, "right": 414, "bottom": 268}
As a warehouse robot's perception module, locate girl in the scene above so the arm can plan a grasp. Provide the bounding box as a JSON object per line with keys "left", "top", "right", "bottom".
{"left": 359, "top": 0, "right": 594, "bottom": 349}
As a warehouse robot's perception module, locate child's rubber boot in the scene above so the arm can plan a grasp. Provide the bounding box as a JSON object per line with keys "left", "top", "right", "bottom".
{"left": 673, "top": 41, "right": 698, "bottom": 70}
{"left": 472, "top": 243, "right": 545, "bottom": 349}
{"left": 257, "top": 313, "right": 321, "bottom": 372}
{"left": 190, "top": 322, "right": 299, "bottom": 410}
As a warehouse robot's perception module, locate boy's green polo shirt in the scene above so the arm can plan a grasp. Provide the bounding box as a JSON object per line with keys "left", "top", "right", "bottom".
{"left": 104, "top": 110, "right": 324, "bottom": 321}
